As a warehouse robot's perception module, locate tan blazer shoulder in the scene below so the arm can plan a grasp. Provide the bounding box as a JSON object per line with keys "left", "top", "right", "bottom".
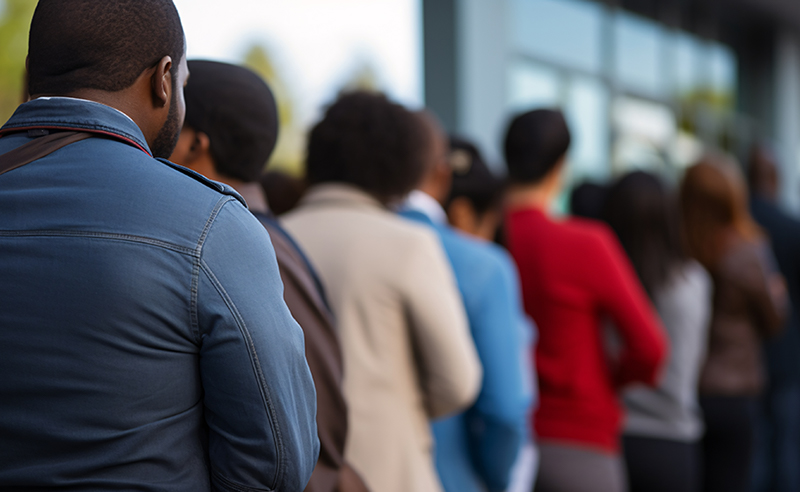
{"left": 283, "top": 184, "right": 481, "bottom": 492}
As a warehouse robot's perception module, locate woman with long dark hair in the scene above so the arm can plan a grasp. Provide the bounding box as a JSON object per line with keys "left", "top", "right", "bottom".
{"left": 603, "top": 171, "right": 711, "bottom": 492}
{"left": 680, "top": 156, "right": 787, "bottom": 492}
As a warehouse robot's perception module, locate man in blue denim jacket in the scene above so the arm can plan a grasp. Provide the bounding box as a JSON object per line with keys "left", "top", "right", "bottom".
{"left": 0, "top": 1, "right": 318, "bottom": 491}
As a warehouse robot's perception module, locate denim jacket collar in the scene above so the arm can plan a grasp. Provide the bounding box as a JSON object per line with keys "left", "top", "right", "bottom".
{"left": 0, "top": 97, "right": 152, "bottom": 156}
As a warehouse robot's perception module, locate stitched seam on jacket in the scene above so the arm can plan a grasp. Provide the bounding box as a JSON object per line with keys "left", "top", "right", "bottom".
{"left": 199, "top": 259, "right": 284, "bottom": 490}
{"left": 0, "top": 230, "right": 195, "bottom": 255}
{"left": 190, "top": 197, "right": 234, "bottom": 343}
{"left": 211, "top": 468, "right": 274, "bottom": 492}
{"left": 1, "top": 121, "right": 146, "bottom": 150}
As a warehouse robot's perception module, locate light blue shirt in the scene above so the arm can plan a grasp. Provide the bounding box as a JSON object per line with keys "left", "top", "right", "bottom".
{"left": 401, "top": 192, "right": 535, "bottom": 492}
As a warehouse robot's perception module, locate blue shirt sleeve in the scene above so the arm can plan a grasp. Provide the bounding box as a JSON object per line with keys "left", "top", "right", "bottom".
{"left": 196, "top": 199, "right": 319, "bottom": 491}
{"left": 465, "top": 249, "right": 534, "bottom": 492}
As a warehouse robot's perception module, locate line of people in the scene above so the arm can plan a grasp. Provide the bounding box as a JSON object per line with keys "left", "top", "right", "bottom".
{"left": 1, "top": 2, "right": 798, "bottom": 491}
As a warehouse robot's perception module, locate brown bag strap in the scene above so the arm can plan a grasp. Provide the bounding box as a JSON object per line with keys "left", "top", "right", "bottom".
{"left": 0, "top": 131, "right": 92, "bottom": 177}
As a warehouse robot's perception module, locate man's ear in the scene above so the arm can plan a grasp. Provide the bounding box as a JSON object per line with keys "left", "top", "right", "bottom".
{"left": 192, "top": 131, "right": 211, "bottom": 156}
{"left": 151, "top": 55, "right": 173, "bottom": 108}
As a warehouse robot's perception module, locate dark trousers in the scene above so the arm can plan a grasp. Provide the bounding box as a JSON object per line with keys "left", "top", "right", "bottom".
{"left": 751, "top": 382, "right": 800, "bottom": 492}
{"left": 700, "top": 395, "right": 758, "bottom": 492}
{"left": 623, "top": 435, "right": 700, "bottom": 492}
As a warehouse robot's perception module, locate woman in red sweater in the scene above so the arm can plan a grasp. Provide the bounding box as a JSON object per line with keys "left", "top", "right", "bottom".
{"left": 502, "top": 109, "right": 667, "bottom": 492}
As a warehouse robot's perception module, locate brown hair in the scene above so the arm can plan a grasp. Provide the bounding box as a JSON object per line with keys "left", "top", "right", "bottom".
{"left": 679, "top": 154, "right": 762, "bottom": 269}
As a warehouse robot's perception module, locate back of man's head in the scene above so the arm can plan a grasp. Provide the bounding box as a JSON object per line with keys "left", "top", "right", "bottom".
{"left": 28, "top": 0, "right": 184, "bottom": 97}
{"left": 183, "top": 60, "right": 279, "bottom": 183}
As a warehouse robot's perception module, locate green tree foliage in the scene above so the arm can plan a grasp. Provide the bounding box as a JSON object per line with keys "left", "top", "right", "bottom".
{"left": 340, "top": 60, "right": 381, "bottom": 94}
{"left": 0, "top": 0, "right": 36, "bottom": 124}
{"left": 242, "top": 43, "right": 303, "bottom": 175}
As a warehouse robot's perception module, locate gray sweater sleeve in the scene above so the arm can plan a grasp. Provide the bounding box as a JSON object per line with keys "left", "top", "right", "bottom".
{"left": 623, "top": 261, "right": 712, "bottom": 441}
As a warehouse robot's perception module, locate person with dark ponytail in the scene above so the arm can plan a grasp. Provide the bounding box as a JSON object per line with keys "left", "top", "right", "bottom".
{"left": 502, "top": 109, "right": 667, "bottom": 492}
{"left": 603, "top": 171, "right": 711, "bottom": 492}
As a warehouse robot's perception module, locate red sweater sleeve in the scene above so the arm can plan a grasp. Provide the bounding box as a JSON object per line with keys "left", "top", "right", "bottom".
{"left": 588, "top": 225, "right": 668, "bottom": 387}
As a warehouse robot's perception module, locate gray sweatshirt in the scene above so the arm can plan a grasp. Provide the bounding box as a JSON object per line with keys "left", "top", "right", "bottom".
{"left": 623, "top": 261, "right": 712, "bottom": 442}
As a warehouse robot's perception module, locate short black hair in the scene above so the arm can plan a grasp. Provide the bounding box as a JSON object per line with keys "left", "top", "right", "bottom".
{"left": 306, "top": 91, "right": 426, "bottom": 204}
{"left": 447, "top": 136, "right": 505, "bottom": 216}
{"left": 28, "top": 0, "right": 185, "bottom": 96}
{"left": 184, "top": 60, "right": 279, "bottom": 183}
{"left": 503, "top": 109, "right": 571, "bottom": 184}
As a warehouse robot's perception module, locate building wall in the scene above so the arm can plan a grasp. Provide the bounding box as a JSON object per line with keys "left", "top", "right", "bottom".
{"left": 424, "top": 0, "right": 800, "bottom": 211}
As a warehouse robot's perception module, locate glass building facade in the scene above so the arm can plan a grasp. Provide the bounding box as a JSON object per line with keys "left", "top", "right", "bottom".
{"left": 424, "top": 0, "right": 800, "bottom": 209}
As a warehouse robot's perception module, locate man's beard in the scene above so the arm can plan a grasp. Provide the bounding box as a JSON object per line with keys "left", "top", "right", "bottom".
{"left": 150, "top": 87, "right": 181, "bottom": 159}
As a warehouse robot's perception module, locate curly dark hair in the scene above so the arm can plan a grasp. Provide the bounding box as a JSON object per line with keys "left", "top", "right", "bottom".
{"left": 503, "top": 109, "right": 571, "bottom": 184}
{"left": 306, "top": 91, "right": 427, "bottom": 204}
{"left": 28, "top": 0, "right": 185, "bottom": 96}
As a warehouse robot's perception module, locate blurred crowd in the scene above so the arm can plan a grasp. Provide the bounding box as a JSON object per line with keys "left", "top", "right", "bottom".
{"left": 254, "top": 85, "right": 796, "bottom": 492}
{"left": 2, "top": 2, "right": 800, "bottom": 492}
{"left": 177, "top": 61, "right": 795, "bottom": 492}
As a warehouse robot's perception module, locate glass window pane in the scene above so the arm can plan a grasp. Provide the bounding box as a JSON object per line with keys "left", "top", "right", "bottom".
{"left": 673, "top": 31, "right": 702, "bottom": 97}
{"left": 614, "top": 11, "right": 665, "bottom": 97}
{"left": 709, "top": 42, "right": 737, "bottom": 107}
{"left": 510, "top": 0, "right": 603, "bottom": 73}
{"left": 612, "top": 96, "right": 676, "bottom": 172}
{"left": 507, "top": 60, "right": 561, "bottom": 111}
{"left": 565, "top": 76, "right": 609, "bottom": 179}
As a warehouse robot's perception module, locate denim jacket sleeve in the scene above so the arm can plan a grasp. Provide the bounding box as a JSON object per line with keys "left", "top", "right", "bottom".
{"left": 195, "top": 197, "right": 319, "bottom": 491}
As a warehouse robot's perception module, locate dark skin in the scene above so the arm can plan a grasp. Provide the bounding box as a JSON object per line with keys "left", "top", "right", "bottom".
{"left": 27, "top": 53, "right": 190, "bottom": 153}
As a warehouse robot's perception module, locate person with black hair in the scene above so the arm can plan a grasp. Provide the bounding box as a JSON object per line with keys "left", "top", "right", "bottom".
{"left": 445, "top": 137, "right": 507, "bottom": 240}
{"left": 502, "top": 109, "right": 667, "bottom": 492}
{"left": 400, "top": 117, "right": 534, "bottom": 492}
{"left": 282, "top": 91, "right": 482, "bottom": 492}
{"left": 569, "top": 181, "right": 609, "bottom": 221}
{"left": 0, "top": 2, "right": 318, "bottom": 491}
{"left": 170, "top": 59, "right": 370, "bottom": 492}
{"left": 603, "top": 171, "right": 712, "bottom": 492}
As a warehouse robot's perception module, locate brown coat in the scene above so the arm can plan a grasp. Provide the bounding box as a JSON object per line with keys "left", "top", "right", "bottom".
{"left": 259, "top": 215, "right": 370, "bottom": 492}
{"left": 699, "top": 236, "right": 787, "bottom": 395}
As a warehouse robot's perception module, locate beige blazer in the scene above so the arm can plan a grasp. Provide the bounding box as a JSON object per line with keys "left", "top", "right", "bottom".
{"left": 283, "top": 184, "right": 482, "bottom": 492}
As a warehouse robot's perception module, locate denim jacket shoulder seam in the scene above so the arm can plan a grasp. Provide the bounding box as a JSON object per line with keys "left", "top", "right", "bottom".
{"left": 190, "top": 196, "right": 237, "bottom": 343}
{"left": 0, "top": 230, "right": 195, "bottom": 255}
{"left": 2, "top": 120, "right": 145, "bottom": 149}
{"left": 198, "top": 257, "right": 285, "bottom": 489}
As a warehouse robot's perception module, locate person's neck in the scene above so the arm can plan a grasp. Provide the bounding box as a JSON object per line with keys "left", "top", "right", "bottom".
{"left": 505, "top": 183, "right": 556, "bottom": 212}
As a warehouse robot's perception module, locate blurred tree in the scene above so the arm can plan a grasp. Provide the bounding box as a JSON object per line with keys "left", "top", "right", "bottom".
{"left": 340, "top": 60, "right": 381, "bottom": 94}
{"left": 0, "top": 0, "right": 35, "bottom": 124}
{"left": 242, "top": 43, "right": 304, "bottom": 176}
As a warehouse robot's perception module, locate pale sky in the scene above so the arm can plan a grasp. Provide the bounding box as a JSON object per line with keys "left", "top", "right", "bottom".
{"left": 172, "top": 0, "right": 423, "bottom": 126}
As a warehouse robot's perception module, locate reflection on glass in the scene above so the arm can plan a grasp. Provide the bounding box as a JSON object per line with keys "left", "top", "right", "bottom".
{"left": 510, "top": 0, "right": 603, "bottom": 73}
{"left": 612, "top": 96, "right": 676, "bottom": 172}
{"left": 507, "top": 60, "right": 561, "bottom": 111}
{"left": 709, "top": 43, "right": 737, "bottom": 103}
{"left": 674, "top": 31, "right": 702, "bottom": 97}
{"left": 565, "top": 76, "right": 609, "bottom": 179}
{"left": 614, "top": 11, "right": 664, "bottom": 97}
